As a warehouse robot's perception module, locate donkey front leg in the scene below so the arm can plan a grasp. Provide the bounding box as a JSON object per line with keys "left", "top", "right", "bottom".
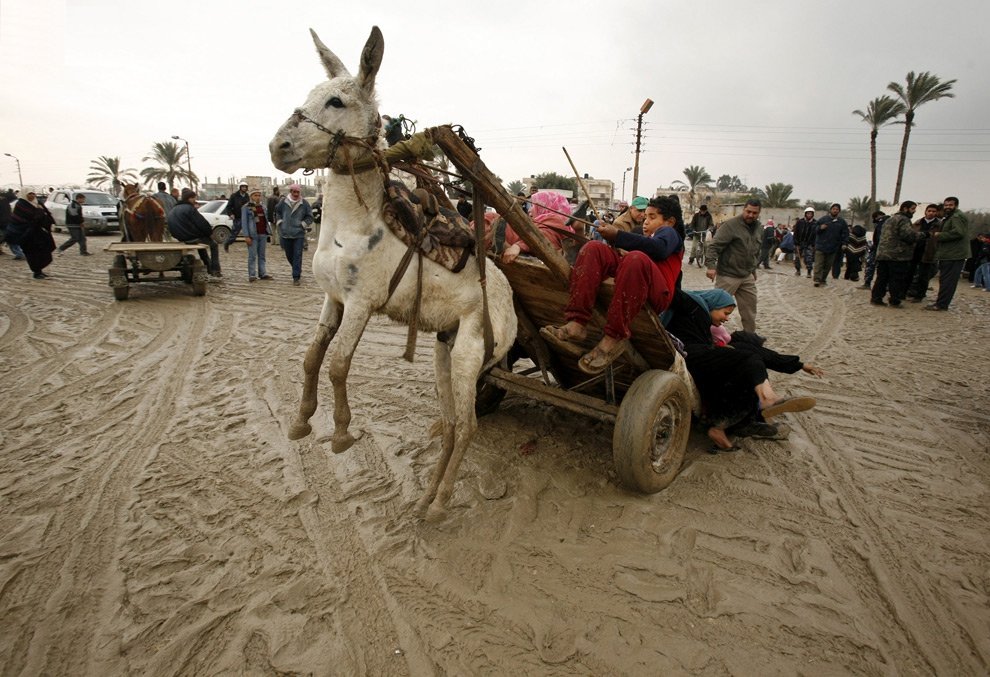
{"left": 325, "top": 303, "right": 373, "bottom": 454}
{"left": 289, "top": 296, "right": 342, "bottom": 440}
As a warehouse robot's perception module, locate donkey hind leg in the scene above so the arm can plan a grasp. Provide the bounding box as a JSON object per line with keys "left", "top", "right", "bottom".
{"left": 325, "top": 302, "right": 373, "bottom": 454}
{"left": 415, "top": 335, "right": 457, "bottom": 517}
{"left": 289, "top": 296, "right": 342, "bottom": 440}
{"left": 424, "top": 329, "right": 485, "bottom": 521}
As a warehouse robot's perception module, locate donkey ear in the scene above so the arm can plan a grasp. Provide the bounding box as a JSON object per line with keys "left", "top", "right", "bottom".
{"left": 356, "top": 26, "right": 384, "bottom": 92}
{"left": 310, "top": 28, "right": 350, "bottom": 79}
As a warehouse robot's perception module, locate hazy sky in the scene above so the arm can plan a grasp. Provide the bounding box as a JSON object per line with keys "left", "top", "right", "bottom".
{"left": 2, "top": 0, "right": 988, "bottom": 209}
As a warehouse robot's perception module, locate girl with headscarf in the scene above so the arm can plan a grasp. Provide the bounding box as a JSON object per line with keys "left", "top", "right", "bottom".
{"left": 664, "top": 288, "right": 823, "bottom": 451}
{"left": 501, "top": 190, "right": 576, "bottom": 264}
{"left": 10, "top": 189, "right": 56, "bottom": 279}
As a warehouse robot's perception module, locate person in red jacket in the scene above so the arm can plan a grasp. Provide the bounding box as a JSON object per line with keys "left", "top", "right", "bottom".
{"left": 540, "top": 195, "right": 684, "bottom": 374}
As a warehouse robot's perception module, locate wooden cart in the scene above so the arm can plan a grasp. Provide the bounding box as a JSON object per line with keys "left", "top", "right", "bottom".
{"left": 429, "top": 126, "right": 692, "bottom": 493}
{"left": 105, "top": 242, "right": 210, "bottom": 300}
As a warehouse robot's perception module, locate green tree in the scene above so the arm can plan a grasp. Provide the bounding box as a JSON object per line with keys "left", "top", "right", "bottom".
{"left": 715, "top": 174, "right": 745, "bottom": 193}
{"left": 506, "top": 179, "right": 524, "bottom": 195}
{"left": 847, "top": 195, "right": 873, "bottom": 225}
{"left": 852, "top": 95, "right": 905, "bottom": 211}
{"left": 761, "top": 183, "right": 799, "bottom": 208}
{"left": 140, "top": 141, "right": 197, "bottom": 190}
{"left": 531, "top": 171, "right": 577, "bottom": 194}
{"left": 87, "top": 155, "right": 137, "bottom": 196}
{"left": 671, "top": 165, "right": 713, "bottom": 212}
{"left": 887, "top": 71, "right": 956, "bottom": 204}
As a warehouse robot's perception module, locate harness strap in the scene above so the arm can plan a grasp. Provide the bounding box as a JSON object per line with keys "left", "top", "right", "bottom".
{"left": 385, "top": 216, "right": 433, "bottom": 362}
{"left": 473, "top": 187, "right": 495, "bottom": 365}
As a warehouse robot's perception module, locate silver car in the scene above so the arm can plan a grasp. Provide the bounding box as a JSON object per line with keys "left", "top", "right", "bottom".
{"left": 48, "top": 189, "right": 121, "bottom": 234}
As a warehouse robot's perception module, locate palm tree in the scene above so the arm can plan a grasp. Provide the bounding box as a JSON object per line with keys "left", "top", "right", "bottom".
{"left": 887, "top": 71, "right": 956, "bottom": 203}
{"left": 140, "top": 141, "right": 197, "bottom": 190}
{"left": 671, "top": 165, "right": 712, "bottom": 212}
{"left": 87, "top": 155, "right": 137, "bottom": 196}
{"left": 852, "top": 95, "right": 905, "bottom": 211}
{"left": 762, "top": 182, "right": 799, "bottom": 208}
{"left": 847, "top": 195, "right": 873, "bottom": 226}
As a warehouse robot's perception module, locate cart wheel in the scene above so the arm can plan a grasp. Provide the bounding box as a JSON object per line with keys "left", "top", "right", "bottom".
{"left": 613, "top": 370, "right": 690, "bottom": 493}
{"left": 191, "top": 261, "right": 207, "bottom": 296}
{"left": 180, "top": 255, "right": 194, "bottom": 283}
{"left": 109, "top": 266, "right": 129, "bottom": 301}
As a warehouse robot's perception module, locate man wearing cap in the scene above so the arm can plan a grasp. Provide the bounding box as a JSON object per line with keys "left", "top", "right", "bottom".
{"left": 793, "top": 207, "right": 817, "bottom": 277}
{"left": 223, "top": 181, "right": 251, "bottom": 252}
{"left": 704, "top": 199, "right": 762, "bottom": 333}
{"left": 613, "top": 196, "right": 648, "bottom": 234}
{"left": 167, "top": 188, "right": 221, "bottom": 277}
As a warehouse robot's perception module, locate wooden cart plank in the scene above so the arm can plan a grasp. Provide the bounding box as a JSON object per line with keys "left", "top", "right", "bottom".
{"left": 106, "top": 242, "right": 207, "bottom": 254}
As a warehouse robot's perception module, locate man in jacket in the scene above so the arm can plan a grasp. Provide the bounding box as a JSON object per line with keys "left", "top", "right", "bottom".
{"left": 223, "top": 181, "right": 251, "bottom": 252}
{"left": 57, "top": 192, "right": 91, "bottom": 256}
{"left": 870, "top": 201, "right": 921, "bottom": 307}
{"left": 687, "top": 204, "right": 713, "bottom": 265}
{"left": 168, "top": 188, "right": 221, "bottom": 276}
{"left": 153, "top": 181, "right": 177, "bottom": 216}
{"left": 793, "top": 207, "right": 817, "bottom": 277}
{"left": 812, "top": 203, "right": 848, "bottom": 287}
{"left": 926, "top": 196, "right": 969, "bottom": 311}
{"left": 275, "top": 183, "right": 314, "bottom": 286}
{"left": 906, "top": 204, "right": 941, "bottom": 302}
{"left": 612, "top": 196, "right": 648, "bottom": 234}
{"left": 704, "top": 199, "right": 762, "bottom": 332}
{"left": 265, "top": 186, "right": 283, "bottom": 245}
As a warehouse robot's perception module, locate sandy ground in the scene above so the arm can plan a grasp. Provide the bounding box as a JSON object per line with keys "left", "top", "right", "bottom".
{"left": 1, "top": 233, "right": 988, "bottom": 676}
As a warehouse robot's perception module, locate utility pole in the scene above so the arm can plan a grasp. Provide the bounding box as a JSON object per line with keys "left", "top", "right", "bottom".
{"left": 171, "top": 135, "right": 195, "bottom": 190}
{"left": 631, "top": 98, "right": 653, "bottom": 199}
{"left": 4, "top": 153, "right": 23, "bottom": 189}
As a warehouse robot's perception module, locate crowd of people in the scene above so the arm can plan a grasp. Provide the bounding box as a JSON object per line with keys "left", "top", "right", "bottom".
{"left": 2, "top": 181, "right": 984, "bottom": 452}
{"left": 0, "top": 182, "right": 316, "bottom": 286}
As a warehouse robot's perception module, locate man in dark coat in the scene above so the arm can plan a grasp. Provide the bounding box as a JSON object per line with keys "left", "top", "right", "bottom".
{"left": 168, "top": 189, "right": 221, "bottom": 276}
{"left": 812, "top": 203, "right": 848, "bottom": 287}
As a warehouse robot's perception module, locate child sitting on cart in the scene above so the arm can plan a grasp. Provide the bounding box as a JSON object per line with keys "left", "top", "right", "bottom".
{"left": 540, "top": 195, "right": 684, "bottom": 375}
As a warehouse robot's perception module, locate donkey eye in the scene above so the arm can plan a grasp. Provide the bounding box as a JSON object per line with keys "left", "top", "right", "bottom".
{"left": 325, "top": 97, "right": 344, "bottom": 109}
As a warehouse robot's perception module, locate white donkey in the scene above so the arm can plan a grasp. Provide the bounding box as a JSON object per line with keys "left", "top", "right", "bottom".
{"left": 269, "top": 26, "right": 517, "bottom": 519}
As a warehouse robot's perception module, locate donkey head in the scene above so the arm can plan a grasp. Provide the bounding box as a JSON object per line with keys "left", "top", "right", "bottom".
{"left": 269, "top": 26, "right": 384, "bottom": 173}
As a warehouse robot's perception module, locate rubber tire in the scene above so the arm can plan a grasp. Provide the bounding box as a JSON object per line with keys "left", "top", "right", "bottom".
{"left": 113, "top": 285, "right": 129, "bottom": 301}
{"left": 191, "top": 261, "right": 207, "bottom": 296}
{"left": 612, "top": 370, "right": 690, "bottom": 493}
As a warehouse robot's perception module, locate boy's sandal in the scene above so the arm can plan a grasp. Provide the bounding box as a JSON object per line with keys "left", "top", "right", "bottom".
{"left": 761, "top": 396, "right": 816, "bottom": 420}
{"left": 577, "top": 339, "right": 629, "bottom": 375}
{"left": 539, "top": 325, "right": 585, "bottom": 357}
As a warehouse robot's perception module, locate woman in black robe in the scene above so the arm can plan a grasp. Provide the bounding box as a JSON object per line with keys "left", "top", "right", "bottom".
{"left": 665, "top": 289, "right": 822, "bottom": 450}
{"left": 10, "top": 190, "right": 56, "bottom": 279}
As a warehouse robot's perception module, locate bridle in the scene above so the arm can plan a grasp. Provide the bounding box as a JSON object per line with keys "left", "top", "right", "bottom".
{"left": 291, "top": 108, "right": 385, "bottom": 176}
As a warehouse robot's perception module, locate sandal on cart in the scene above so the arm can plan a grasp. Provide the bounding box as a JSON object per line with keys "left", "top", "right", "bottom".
{"left": 761, "top": 396, "right": 816, "bottom": 420}
{"left": 539, "top": 325, "right": 585, "bottom": 356}
{"left": 578, "top": 339, "right": 629, "bottom": 375}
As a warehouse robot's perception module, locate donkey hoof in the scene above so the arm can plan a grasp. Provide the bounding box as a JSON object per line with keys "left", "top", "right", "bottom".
{"left": 288, "top": 421, "right": 312, "bottom": 440}
{"left": 424, "top": 502, "right": 448, "bottom": 523}
{"left": 331, "top": 431, "right": 358, "bottom": 454}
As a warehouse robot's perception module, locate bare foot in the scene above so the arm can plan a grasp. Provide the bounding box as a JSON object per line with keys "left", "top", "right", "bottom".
{"left": 707, "top": 427, "right": 735, "bottom": 450}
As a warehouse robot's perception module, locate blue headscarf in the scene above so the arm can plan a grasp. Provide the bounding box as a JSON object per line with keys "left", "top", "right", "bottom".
{"left": 686, "top": 289, "right": 736, "bottom": 313}
{"left": 660, "top": 288, "right": 736, "bottom": 327}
